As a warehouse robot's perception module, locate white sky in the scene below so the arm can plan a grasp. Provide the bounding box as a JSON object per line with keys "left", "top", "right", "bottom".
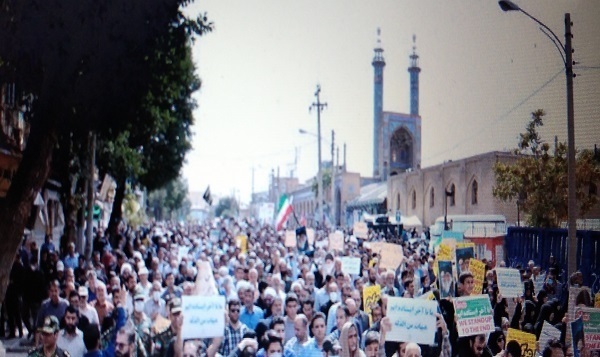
{"left": 182, "top": 1, "right": 600, "bottom": 204}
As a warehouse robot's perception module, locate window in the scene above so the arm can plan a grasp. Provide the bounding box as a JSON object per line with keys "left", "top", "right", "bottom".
{"left": 430, "top": 187, "right": 435, "bottom": 208}
{"left": 411, "top": 190, "right": 417, "bottom": 210}
{"left": 448, "top": 184, "right": 456, "bottom": 207}
{"left": 471, "top": 180, "right": 478, "bottom": 205}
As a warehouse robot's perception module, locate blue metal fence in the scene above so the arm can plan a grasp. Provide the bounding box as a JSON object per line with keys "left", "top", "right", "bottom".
{"left": 504, "top": 227, "right": 600, "bottom": 287}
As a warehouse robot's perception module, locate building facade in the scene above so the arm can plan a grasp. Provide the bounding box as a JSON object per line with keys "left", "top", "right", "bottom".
{"left": 387, "top": 151, "right": 520, "bottom": 227}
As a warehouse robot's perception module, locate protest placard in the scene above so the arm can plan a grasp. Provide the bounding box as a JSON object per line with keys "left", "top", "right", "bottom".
{"left": 495, "top": 268, "right": 523, "bottom": 298}
{"left": 596, "top": 293, "right": 600, "bottom": 308}
{"left": 574, "top": 307, "right": 600, "bottom": 352}
{"left": 363, "top": 285, "right": 381, "bottom": 324}
{"left": 285, "top": 231, "right": 297, "bottom": 248}
{"left": 340, "top": 256, "right": 361, "bottom": 275}
{"left": 378, "top": 243, "right": 404, "bottom": 270}
{"left": 437, "top": 244, "right": 453, "bottom": 261}
{"left": 438, "top": 261, "right": 455, "bottom": 298}
{"left": 385, "top": 297, "right": 438, "bottom": 345}
{"left": 353, "top": 222, "right": 368, "bottom": 239}
{"left": 181, "top": 295, "right": 225, "bottom": 339}
{"left": 469, "top": 259, "right": 486, "bottom": 295}
{"left": 328, "top": 231, "right": 344, "bottom": 251}
{"left": 539, "top": 321, "right": 562, "bottom": 352}
{"left": 177, "top": 246, "right": 190, "bottom": 263}
{"left": 456, "top": 246, "right": 475, "bottom": 276}
{"left": 453, "top": 295, "right": 494, "bottom": 337}
{"left": 507, "top": 328, "right": 537, "bottom": 357}
{"left": 568, "top": 287, "right": 591, "bottom": 344}
{"left": 571, "top": 317, "right": 584, "bottom": 357}
{"left": 235, "top": 235, "right": 248, "bottom": 253}
{"left": 306, "top": 228, "right": 315, "bottom": 246}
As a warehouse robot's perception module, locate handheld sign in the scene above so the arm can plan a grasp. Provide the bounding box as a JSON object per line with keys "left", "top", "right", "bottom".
{"left": 596, "top": 293, "right": 600, "bottom": 308}
{"left": 181, "top": 295, "right": 225, "bottom": 339}
{"left": 456, "top": 246, "right": 474, "bottom": 276}
{"left": 539, "top": 321, "right": 562, "bottom": 353}
{"left": 507, "top": 328, "right": 536, "bottom": 357}
{"left": 306, "top": 228, "right": 315, "bottom": 246}
{"left": 575, "top": 307, "right": 600, "bottom": 352}
{"left": 453, "top": 295, "right": 494, "bottom": 337}
{"left": 340, "top": 257, "right": 361, "bottom": 276}
{"left": 468, "top": 260, "right": 486, "bottom": 295}
{"left": 235, "top": 235, "right": 248, "bottom": 254}
{"left": 385, "top": 297, "right": 438, "bottom": 345}
{"left": 328, "top": 231, "right": 344, "bottom": 251}
{"left": 363, "top": 285, "right": 381, "bottom": 324}
{"left": 353, "top": 222, "right": 368, "bottom": 239}
{"left": 285, "top": 231, "right": 297, "bottom": 248}
{"left": 567, "top": 287, "right": 591, "bottom": 344}
{"left": 438, "top": 261, "right": 455, "bottom": 298}
{"left": 495, "top": 268, "right": 523, "bottom": 298}
{"left": 378, "top": 243, "right": 404, "bottom": 270}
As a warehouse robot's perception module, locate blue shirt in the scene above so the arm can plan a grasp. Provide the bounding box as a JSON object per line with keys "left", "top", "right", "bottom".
{"left": 297, "top": 338, "right": 322, "bottom": 357}
{"left": 239, "top": 305, "right": 264, "bottom": 330}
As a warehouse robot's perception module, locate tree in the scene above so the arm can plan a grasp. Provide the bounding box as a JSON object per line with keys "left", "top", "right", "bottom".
{"left": 0, "top": 0, "right": 210, "bottom": 302}
{"left": 311, "top": 168, "right": 332, "bottom": 202}
{"left": 147, "top": 178, "right": 191, "bottom": 221}
{"left": 493, "top": 110, "right": 600, "bottom": 227}
{"left": 215, "top": 197, "right": 239, "bottom": 218}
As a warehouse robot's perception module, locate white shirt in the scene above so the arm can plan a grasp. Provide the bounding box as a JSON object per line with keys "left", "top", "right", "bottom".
{"left": 80, "top": 304, "right": 100, "bottom": 325}
{"left": 57, "top": 328, "right": 87, "bottom": 357}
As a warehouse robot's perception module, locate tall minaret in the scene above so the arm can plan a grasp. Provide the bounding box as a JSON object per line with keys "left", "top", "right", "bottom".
{"left": 372, "top": 28, "right": 385, "bottom": 177}
{"left": 408, "top": 34, "right": 421, "bottom": 116}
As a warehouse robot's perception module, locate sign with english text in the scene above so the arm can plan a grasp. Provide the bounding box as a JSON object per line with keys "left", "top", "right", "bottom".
{"left": 453, "top": 295, "right": 495, "bottom": 337}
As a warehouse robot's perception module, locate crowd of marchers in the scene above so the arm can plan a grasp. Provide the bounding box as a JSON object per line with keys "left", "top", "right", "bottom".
{"left": 2, "top": 218, "right": 597, "bottom": 357}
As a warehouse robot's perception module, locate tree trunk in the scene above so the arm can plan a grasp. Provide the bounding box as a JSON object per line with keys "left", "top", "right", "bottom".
{"left": 0, "top": 122, "right": 57, "bottom": 304}
{"left": 107, "top": 175, "right": 126, "bottom": 238}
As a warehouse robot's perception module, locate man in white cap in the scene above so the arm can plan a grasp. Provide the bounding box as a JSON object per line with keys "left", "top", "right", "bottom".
{"left": 137, "top": 267, "right": 151, "bottom": 297}
{"left": 78, "top": 287, "right": 99, "bottom": 326}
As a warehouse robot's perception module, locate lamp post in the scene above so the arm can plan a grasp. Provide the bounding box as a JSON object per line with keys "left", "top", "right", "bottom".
{"left": 498, "top": 1, "right": 577, "bottom": 277}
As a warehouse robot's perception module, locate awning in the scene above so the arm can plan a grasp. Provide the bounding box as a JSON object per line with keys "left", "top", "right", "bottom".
{"left": 346, "top": 182, "right": 388, "bottom": 208}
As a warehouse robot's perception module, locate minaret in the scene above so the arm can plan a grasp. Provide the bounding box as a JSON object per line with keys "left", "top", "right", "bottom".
{"left": 372, "top": 28, "right": 385, "bottom": 177}
{"left": 408, "top": 34, "right": 421, "bottom": 116}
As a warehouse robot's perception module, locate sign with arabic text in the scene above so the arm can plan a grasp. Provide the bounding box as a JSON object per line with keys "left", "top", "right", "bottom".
{"left": 469, "top": 259, "right": 486, "bottom": 295}
{"left": 575, "top": 307, "right": 600, "bottom": 352}
{"left": 495, "top": 268, "right": 523, "bottom": 298}
{"left": 385, "top": 297, "right": 438, "bottom": 345}
{"left": 453, "top": 295, "right": 494, "bottom": 337}
{"left": 181, "top": 295, "right": 225, "bottom": 339}
{"left": 340, "top": 256, "right": 361, "bottom": 275}
{"left": 507, "top": 328, "right": 536, "bottom": 357}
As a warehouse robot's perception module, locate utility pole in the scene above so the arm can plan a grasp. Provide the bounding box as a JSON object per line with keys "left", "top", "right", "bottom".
{"left": 85, "top": 132, "right": 96, "bottom": 259}
{"left": 565, "top": 13, "right": 577, "bottom": 277}
{"left": 343, "top": 143, "right": 347, "bottom": 172}
{"left": 331, "top": 130, "right": 335, "bottom": 228}
{"left": 309, "top": 85, "right": 327, "bottom": 227}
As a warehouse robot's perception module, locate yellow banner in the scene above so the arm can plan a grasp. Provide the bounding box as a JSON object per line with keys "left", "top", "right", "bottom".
{"left": 438, "top": 243, "right": 453, "bottom": 261}
{"left": 595, "top": 293, "right": 600, "bottom": 308}
{"left": 363, "top": 285, "right": 381, "bottom": 324}
{"left": 469, "top": 259, "right": 486, "bottom": 295}
{"left": 507, "top": 328, "right": 536, "bottom": 357}
{"left": 235, "top": 235, "right": 248, "bottom": 254}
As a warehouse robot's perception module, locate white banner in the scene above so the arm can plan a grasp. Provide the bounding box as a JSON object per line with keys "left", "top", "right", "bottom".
{"left": 181, "top": 295, "right": 226, "bottom": 339}
{"left": 340, "top": 257, "right": 361, "bottom": 275}
{"left": 385, "top": 297, "right": 438, "bottom": 345}
{"left": 495, "top": 268, "right": 523, "bottom": 298}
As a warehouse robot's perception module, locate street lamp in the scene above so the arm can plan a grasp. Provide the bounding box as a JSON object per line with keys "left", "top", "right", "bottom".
{"left": 498, "top": 1, "right": 577, "bottom": 277}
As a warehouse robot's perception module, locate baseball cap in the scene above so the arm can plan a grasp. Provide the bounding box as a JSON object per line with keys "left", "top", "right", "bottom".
{"left": 56, "top": 261, "right": 64, "bottom": 271}
{"left": 133, "top": 286, "right": 145, "bottom": 300}
{"left": 39, "top": 315, "right": 60, "bottom": 334}
{"left": 78, "top": 286, "right": 89, "bottom": 297}
{"left": 169, "top": 298, "right": 182, "bottom": 314}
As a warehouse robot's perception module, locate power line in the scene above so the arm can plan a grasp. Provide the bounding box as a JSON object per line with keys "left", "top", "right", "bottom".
{"left": 423, "top": 68, "right": 564, "bottom": 163}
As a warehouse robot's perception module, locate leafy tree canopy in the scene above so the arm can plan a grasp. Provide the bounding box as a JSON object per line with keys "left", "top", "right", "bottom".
{"left": 493, "top": 110, "right": 600, "bottom": 227}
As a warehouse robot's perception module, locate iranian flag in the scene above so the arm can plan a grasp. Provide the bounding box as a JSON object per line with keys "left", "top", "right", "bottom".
{"left": 275, "top": 194, "right": 293, "bottom": 231}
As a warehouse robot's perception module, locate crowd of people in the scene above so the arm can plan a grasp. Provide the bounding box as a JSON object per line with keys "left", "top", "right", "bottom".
{"left": 1, "top": 217, "right": 596, "bottom": 357}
